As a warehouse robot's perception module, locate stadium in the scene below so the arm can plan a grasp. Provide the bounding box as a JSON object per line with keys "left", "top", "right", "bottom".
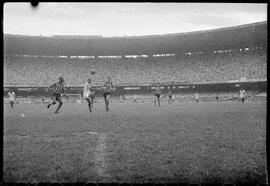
{"left": 3, "top": 15, "right": 267, "bottom": 185}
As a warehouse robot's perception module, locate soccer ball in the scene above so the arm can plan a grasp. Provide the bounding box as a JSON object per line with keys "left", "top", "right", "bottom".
{"left": 90, "top": 69, "right": 96, "bottom": 75}
{"left": 21, "top": 114, "right": 25, "bottom": 117}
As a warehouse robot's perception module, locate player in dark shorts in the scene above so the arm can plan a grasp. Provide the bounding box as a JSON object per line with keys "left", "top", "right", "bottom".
{"left": 47, "top": 76, "right": 67, "bottom": 114}
{"left": 153, "top": 84, "right": 162, "bottom": 107}
{"left": 103, "top": 76, "right": 114, "bottom": 111}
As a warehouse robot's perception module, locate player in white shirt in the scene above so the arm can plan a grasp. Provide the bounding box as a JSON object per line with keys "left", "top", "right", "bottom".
{"left": 195, "top": 92, "right": 199, "bottom": 103}
{"left": 8, "top": 90, "right": 16, "bottom": 108}
{"left": 239, "top": 88, "right": 245, "bottom": 103}
{"left": 83, "top": 78, "right": 95, "bottom": 112}
{"left": 172, "top": 95, "right": 175, "bottom": 103}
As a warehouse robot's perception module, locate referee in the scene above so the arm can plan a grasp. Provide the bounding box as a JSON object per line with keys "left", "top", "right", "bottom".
{"left": 47, "top": 76, "right": 67, "bottom": 113}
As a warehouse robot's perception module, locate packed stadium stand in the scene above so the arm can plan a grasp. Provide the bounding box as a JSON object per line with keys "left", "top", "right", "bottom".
{"left": 4, "top": 21, "right": 267, "bottom": 86}
{"left": 3, "top": 49, "right": 266, "bottom": 86}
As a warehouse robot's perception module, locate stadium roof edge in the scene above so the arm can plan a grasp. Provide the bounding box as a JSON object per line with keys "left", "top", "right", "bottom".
{"left": 4, "top": 21, "right": 267, "bottom": 39}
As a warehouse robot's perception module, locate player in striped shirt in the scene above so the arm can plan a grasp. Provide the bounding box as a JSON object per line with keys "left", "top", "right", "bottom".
{"left": 83, "top": 78, "right": 95, "bottom": 112}
{"left": 47, "top": 76, "right": 66, "bottom": 114}
{"left": 103, "top": 76, "right": 114, "bottom": 111}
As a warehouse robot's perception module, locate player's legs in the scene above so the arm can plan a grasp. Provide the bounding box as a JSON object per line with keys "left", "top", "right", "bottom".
{"left": 103, "top": 93, "right": 108, "bottom": 110}
{"left": 90, "top": 95, "right": 94, "bottom": 109}
{"left": 157, "top": 95, "right": 160, "bottom": 106}
{"left": 242, "top": 97, "right": 244, "bottom": 103}
{"left": 196, "top": 98, "right": 198, "bottom": 103}
{"left": 106, "top": 94, "right": 111, "bottom": 111}
{"left": 54, "top": 96, "right": 63, "bottom": 113}
{"left": 168, "top": 96, "right": 172, "bottom": 104}
{"left": 47, "top": 95, "right": 57, "bottom": 109}
{"left": 85, "top": 98, "right": 92, "bottom": 112}
{"left": 10, "top": 101, "right": 14, "bottom": 108}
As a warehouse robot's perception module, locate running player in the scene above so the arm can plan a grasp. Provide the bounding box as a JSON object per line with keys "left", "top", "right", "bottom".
{"left": 103, "top": 76, "right": 114, "bottom": 111}
{"left": 7, "top": 90, "right": 15, "bottom": 108}
{"left": 195, "top": 92, "right": 199, "bottom": 103}
{"left": 239, "top": 88, "right": 245, "bottom": 103}
{"left": 47, "top": 76, "right": 67, "bottom": 114}
{"left": 83, "top": 78, "right": 95, "bottom": 112}
{"left": 153, "top": 84, "right": 162, "bottom": 107}
{"left": 168, "top": 89, "right": 172, "bottom": 104}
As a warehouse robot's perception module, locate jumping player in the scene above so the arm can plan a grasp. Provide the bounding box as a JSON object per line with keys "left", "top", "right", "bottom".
{"left": 103, "top": 76, "right": 114, "bottom": 111}
{"left": 83, "top": 78, "right": 95, "bottom": 112}
{"left": 7, "top": 90, "right": 15, "bottom": 108}
{"left": 47, "top": 76, "right": 67, "bottom": 114}
{"left": 153, "top": 84, "right": 162, "bottom": 107}
{"left": 239, "top": 88, "right": 245, "bottom": 103}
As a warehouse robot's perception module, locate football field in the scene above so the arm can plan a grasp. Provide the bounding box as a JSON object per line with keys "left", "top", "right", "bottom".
{"left": 3, "top": 100, "right": 267, "bottom": 184}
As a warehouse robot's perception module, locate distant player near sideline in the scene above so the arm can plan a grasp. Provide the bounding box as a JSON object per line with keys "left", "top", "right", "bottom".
{"left": 134, "top": 95, "right": 137, "bottom": 103}
{"left": 47, "top": 76, "right": 67, "bottom": 114}
{"left": 172, "top": 95, "right": 175, "bottom": 103}
{"left": 168, "top": 90, "right": 172, "bottom": 104}
{"left": 8, "top": 90, "right": 15, "bottom": 108}
{"left": 239, "top": 88, "right": 245, "bottom": 103}
{"left": 83, "top": 78, "right": 95, "bottom": 112}
{"left": 153, "top": 84, "right": 162, "bottom": 107}
{"left": 103, "top": 76, "right": 114, "bottom": 111}
{"left": 195, "top": 92, "right": 199, "bottom": 103}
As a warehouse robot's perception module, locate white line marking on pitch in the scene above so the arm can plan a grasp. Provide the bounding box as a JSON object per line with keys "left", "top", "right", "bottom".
{"left": 94, "top": 132, "right": 111, "bottom": 179}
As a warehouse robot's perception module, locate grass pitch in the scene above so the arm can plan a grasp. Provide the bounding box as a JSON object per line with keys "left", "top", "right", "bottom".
{"left": 3, "top": 100, "right": 267, "bottom": 184}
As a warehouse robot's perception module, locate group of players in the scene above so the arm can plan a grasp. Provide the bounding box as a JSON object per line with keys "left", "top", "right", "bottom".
{"left": 6, "top": 76, "right": 246, "bottom": 113}
{"left": 46, "top": 76, "right": 114, "bottom": 113}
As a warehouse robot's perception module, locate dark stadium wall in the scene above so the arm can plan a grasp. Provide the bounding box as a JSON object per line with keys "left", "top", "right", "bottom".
{"left": 3, "top": 81, "right": 266, "bottom": 98}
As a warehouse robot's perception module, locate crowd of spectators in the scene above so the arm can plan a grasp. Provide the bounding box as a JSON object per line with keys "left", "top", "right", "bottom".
{"left": 4, "top": 49, "right": 266, "bottom": 86}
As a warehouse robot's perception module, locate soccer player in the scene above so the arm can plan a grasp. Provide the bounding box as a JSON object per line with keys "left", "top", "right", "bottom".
{"left": 239, "top": 88, "right": 245, "bottom": 103}
{"left": 153, "top": 84, "right": 162, "bottom": 107}
{"left": 172, "top": 94, "right": 175, "bottom": 103}
{"left": 47, "top": 76, "right": 67, "bottom": 114}
{"left": 8, "top": 90, "right": 15, "bottom": 108}
{"left": 103, "top": 76, "right": 114, "bottom": 111}
{"left": 195, "top": 92, "right": 199, "bottom": 103}
{"left": 168, "top": 90, "right": 172, "bottom": 104}
{"left": 134, "top": 95, "right": 137, "bottom": 103}
{"left": 83, "top": 78, "right": 95, "bottom": 112}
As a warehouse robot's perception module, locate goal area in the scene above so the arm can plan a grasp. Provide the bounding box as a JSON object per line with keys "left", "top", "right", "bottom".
{"left": 65, "top": 94, "right": 82, "bottom": 103}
